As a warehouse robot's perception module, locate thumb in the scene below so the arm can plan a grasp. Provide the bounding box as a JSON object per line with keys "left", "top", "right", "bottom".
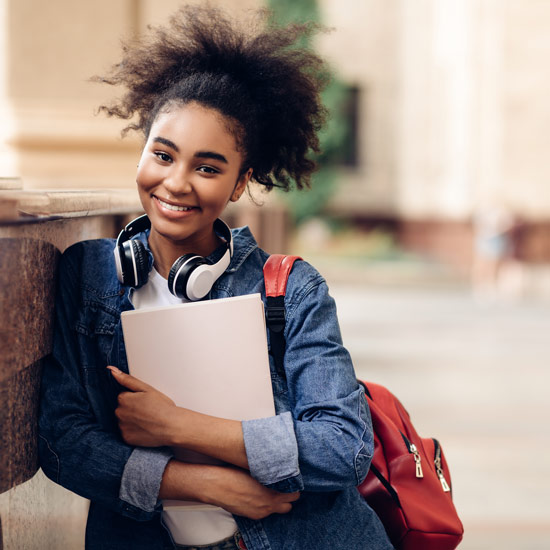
{"left": 107, "top": 366, "right": 152, "bottom": 392}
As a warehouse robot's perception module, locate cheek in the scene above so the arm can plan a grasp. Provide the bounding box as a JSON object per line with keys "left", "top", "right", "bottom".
{"left": 136, "top": 163, "right": 158, "bottom": 192}
{"left": 201, "top": 184, "right": 236, "bottom": 209}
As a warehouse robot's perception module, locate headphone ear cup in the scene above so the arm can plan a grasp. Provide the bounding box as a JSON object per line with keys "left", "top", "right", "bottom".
{"left": 168, "top": 254, "right": 206, "bottom": 300}
{"left": 166, "top": 219, "right": 232, "bottom": 300}
{"left": 118, "top": 239, "right": 148, "bottom": 287}
{"left": 131, "top": 240, "right": 149, "bottom": 288}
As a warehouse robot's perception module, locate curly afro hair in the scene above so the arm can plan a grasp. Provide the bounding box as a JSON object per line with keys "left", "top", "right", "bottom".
{"left": 95, "top": 5, "right": 330, "bottom": 191}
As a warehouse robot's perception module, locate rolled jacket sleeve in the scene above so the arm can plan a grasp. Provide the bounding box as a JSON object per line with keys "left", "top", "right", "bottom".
{"left": 241, "top": 262, "right": 373, "bottom": 493}
{"left": 120, "top": 447, "right": 173, "bottom": 512}
{"left": 242, "top": 412, "right": 302, "bottom": 492}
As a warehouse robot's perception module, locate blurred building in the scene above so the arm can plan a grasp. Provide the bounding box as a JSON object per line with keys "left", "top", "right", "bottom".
{"left": 1, "top": 0, "right": 549, "bottom": 271}
{"left": 315, "top": 0, "right": 550, "bottom": 274}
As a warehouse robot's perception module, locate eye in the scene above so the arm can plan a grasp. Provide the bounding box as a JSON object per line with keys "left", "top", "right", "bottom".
{"left": 154, "top": 151, "right": 173, "bottom": 163}
{"left": 197, "top": 165, "right": 220, "bottom": 175}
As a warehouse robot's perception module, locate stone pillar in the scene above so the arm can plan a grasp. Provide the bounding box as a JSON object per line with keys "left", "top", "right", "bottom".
{"left": 0, "top": 0, "right": 140, "bottom": 189}
{"left": 0, "top": 0, "right": 262, "bottom": 191}
{"left": 396, "top": 0, "right": 476, "bottom": 220}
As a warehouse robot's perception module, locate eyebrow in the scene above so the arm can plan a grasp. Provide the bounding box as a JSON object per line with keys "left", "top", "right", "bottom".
{"left": 153, "top": 137, "right": 179, "bottom": 151}
{"left": 194, "top": 151, "right": 228, "bottom": 164}
{"left": 152, "top": 137, "right": 228, "bottom": 164}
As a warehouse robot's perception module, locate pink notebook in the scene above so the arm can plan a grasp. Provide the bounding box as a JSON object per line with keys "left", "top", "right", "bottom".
{"left": 120, "top": 293, "right": 275, "bottom": 422}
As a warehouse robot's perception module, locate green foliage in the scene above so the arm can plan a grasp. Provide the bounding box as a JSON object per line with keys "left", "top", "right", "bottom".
{"left": 285, "top": 167, "right": 337, "bottom": 222}
{"left": 318, "top": 80, "right": 354, "bottom": 165}
{"left": 266, "top": 0, "right": 320, "bottom": 28}
{"left": 266, "top": 0, "right": 353, "bottom": 224}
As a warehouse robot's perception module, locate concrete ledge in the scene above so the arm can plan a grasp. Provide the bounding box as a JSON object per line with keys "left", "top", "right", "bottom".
{"left": 0, "top": 188, "right": 143, "bottom": 222}
{"left": 0, "top": 189, "right": 289, "bottom": 256}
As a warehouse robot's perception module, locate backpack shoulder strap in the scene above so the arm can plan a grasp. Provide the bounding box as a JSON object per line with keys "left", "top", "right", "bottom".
{"left": 263, "top": 254, "right": 302, "bottom": 379}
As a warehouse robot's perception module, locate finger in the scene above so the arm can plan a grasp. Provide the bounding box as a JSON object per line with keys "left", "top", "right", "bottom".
{"left": 116, "top": 390, "right": 134, "bottom": 406}
{"left": 107, "top": 366, "right": 153, "bottom": 392}
{"left": 276, "top": 502, "right": 293, "bottom": 515}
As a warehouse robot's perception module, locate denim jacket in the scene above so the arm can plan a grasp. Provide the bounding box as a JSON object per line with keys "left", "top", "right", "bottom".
{"left": 38, "top": 226, "right": 393, "bottom": 550}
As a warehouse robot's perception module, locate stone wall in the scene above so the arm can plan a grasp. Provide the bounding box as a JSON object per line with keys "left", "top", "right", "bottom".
{"left": 0, "top": 189, "right": 145, "bottom": 549}
{"left": 0, "top": 212, "right": 132, "bottom": 550}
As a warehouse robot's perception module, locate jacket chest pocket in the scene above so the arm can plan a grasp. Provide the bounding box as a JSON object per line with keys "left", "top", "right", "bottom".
{"left": 75, "top": 306, "right": 121, "bottom": 428}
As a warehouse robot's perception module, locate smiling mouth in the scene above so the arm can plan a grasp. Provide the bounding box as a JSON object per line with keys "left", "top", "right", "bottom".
{"left": 154, "top": 196, "right": 197, "bottom": 212}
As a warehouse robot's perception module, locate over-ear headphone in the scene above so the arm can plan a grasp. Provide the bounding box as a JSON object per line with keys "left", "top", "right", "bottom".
{"left": 114, "top": 214, "right": 233, "bottom": 301}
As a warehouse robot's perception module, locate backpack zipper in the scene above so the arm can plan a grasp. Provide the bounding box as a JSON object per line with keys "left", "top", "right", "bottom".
{"left": 432, "top": 438, "right": 451, "bottom": 492}
{"left": 401, "top": 433, "right": 423, "bottom": 478}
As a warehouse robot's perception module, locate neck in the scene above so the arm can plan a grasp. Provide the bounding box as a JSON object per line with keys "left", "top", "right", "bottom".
{"left": 148, "top": 229, "right": 221, "bottom": 279}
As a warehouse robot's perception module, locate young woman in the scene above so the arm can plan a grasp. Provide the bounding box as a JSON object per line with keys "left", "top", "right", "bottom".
{"left": 38, "top": 6, "right": 394, "bottom": 550}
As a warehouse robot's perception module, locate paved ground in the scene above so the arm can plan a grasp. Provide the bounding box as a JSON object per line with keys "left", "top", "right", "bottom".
{"left": 316, "top": 258, "right": 550, "bottom": 550}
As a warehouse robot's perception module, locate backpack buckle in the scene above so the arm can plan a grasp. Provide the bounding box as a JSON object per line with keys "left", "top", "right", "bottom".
{"left": 266, "top": 297, "right": 285, "bottom": 332}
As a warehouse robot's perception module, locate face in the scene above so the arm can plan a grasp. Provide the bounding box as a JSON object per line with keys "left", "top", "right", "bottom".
{"left": 136, "top": 102, "right": 251, "bottom": 258}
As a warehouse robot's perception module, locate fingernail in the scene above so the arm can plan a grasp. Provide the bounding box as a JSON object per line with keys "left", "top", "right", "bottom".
{"left": 107, "top": 366, "right": 122, "bottom": 374}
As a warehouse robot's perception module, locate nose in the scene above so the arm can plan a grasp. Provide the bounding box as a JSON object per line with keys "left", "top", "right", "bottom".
{"left": 163, "top": 164, "right": 193, "bottom": 196}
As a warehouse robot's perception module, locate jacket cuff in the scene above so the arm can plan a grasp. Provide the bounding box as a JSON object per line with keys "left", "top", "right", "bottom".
{"left": 242, "top": 412, "right": 302, "bottom": 490}
{"left": 120, "top": 447, "right": 173, "bottom": 512}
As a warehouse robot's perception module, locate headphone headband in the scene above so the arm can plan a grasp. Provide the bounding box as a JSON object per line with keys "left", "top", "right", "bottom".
{"left": 116, "top": 214, "right": 151, "bottom": 248}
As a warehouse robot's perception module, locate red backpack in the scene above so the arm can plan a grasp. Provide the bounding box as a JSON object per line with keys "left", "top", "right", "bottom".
{"left": 263, "top": 254, "right": 464, "bottom": 550}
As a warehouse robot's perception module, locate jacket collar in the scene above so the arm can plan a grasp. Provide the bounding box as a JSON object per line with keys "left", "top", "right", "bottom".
{"left": 134, "top": 225, "right": 258, "bottom": 276}
{"left": 225, "top": 226, "right": 258, "bottom": 273}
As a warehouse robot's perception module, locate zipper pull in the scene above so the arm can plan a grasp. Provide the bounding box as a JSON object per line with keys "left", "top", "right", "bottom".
{"left": 438, "top": 473, "right": 451, "bottom": 492}
{"left": 434, "top": 453, "right": 451, "bottom": 492}
{"left": 409, "top": 443, "right": 424, "bottom": 478}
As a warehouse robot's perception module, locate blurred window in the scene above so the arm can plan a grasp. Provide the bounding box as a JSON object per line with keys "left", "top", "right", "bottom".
{"left": 337, "top": 84, "right": 360, "bottom": 168}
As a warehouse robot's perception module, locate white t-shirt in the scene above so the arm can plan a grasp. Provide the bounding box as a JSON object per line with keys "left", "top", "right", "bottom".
{"left": 131, "top": 267, "right": 238, "bottom": 545}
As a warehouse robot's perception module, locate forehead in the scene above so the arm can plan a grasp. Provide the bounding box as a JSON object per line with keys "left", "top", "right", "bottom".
{"left": 149, "top": 102, "right": 241, "bottom": 157}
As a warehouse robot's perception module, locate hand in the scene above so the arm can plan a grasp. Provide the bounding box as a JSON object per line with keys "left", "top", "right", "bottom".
{"left": 160, "top": 462, "right": 300, "bottom": 520}
{"left": 211, "top": 467, "right": 300, "bottom": 520}
{"left": 109, "top": 367, "right": 250, "bottom": 468}
{"left": 108, "top": 366, "right": 177, "bottom": 447}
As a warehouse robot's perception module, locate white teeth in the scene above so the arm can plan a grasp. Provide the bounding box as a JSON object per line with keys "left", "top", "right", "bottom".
{"left": 157, "top": 198, "right": 193, "bottom": 212}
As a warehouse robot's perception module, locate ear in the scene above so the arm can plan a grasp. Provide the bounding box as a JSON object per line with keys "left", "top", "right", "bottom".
{"left": 230, "top": 168, "right": 253, "bottom": 202}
